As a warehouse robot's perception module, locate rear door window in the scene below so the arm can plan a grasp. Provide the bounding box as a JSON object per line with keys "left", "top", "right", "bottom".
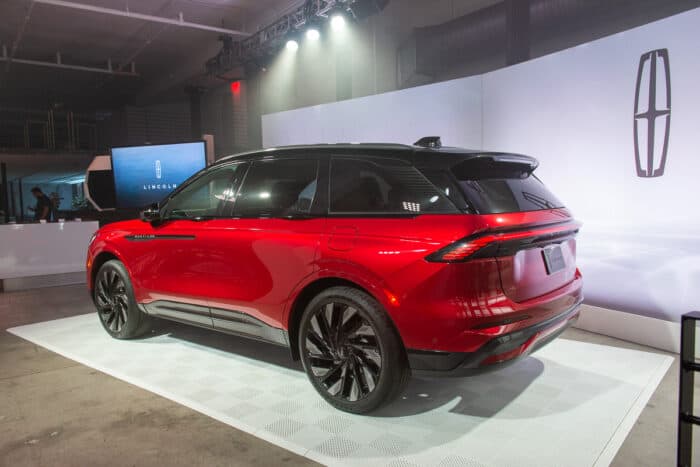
{"left": 330, "top": 157, "right": 458, "bottom": 215}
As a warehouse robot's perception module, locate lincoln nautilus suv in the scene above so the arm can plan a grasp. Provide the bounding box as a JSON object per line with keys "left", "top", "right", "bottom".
{"left": 87, "top": 138, "right": 583, "bottom": 413}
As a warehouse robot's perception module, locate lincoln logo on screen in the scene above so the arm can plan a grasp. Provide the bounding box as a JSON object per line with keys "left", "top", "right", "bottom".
{"left": 155, "top": 160, "right": 162, "bottom": 179}
{"left": 634, "top": 48, "right": 671, "bottom": 178}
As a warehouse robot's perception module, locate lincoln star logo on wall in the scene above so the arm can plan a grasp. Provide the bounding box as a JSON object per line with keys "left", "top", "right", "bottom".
{"left": 634, "top": 49, "right": 671, "bottom": 178}
{"left": 155, "top": 160, "right": 162, "bottom": 179}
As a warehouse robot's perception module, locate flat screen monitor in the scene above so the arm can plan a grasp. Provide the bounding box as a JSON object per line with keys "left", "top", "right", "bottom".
{"left": 111, "top": 142, "right": 206, "bottom": 209}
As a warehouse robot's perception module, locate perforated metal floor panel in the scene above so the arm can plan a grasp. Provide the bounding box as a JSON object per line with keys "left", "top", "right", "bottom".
{"left": 9, "top": 314, "right": 672, "bottom": 467}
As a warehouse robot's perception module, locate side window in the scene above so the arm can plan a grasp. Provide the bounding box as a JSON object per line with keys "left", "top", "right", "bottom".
{"left": 161, "top": 163, "right": 245, "bottom": 219}
{"left": 418, "top": 167, "right": 472, "bottom": 213}
{"left": 233, "top": 159, "right": 318, "bottom": 218}
{"left": 329, "top": 158, "right": 458, "bottom": 214}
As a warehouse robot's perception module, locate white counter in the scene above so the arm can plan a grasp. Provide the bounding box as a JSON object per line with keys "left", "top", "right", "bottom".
{"left": 0, "top": 221, "right": 99, "bottom": 280}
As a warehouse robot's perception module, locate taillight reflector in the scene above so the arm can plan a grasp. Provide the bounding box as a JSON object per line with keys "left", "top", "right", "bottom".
{"left": 436, "top": 237, "right": 494, "bottom": 261}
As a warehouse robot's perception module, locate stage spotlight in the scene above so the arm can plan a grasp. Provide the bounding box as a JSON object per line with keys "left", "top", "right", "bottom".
{"left": 306, "top": 27, "right": 320, "bottom": 41}
{"left": 286, "top": 38, "right": 299, "bottom": 51}
{"left": 330, "top": 14, "right": 346, "bottom": 30}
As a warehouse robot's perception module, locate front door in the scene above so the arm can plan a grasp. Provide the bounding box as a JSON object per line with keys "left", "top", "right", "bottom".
{"left": 202, "top": 157, "right": 324, "bottom": 332}
{"left": 134, "top": 162, "right": 247, "bottom": 325}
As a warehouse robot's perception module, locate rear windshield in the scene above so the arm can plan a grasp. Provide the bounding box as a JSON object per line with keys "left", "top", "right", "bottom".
{"left": 450, "top": 158, "right": 564, "bottom": 214}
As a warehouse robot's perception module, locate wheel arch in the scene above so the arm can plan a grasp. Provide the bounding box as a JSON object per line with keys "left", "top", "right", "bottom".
{"left": 90, "top": 252, "right": 118, "bottom": 290}
{"left": 89, "top": 249, "right": 132, "bottom": 293}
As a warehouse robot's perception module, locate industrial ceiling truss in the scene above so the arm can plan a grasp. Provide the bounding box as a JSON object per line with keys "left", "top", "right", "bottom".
{"left": 206, "top": 0, "right": 388, "bottom": 77}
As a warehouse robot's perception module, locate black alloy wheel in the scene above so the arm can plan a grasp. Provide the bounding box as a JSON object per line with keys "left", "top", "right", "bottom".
{"left": 299, "top": 286, "right": 410, "bottom": 413}
{"left": 95, "top": 268, "right": 129, "bottom": 334}
{"left": 94, "top": 260, "right": 152, "bottom": 339}
{"left": 305, "top": 301, "right": 382, "bottom": 402}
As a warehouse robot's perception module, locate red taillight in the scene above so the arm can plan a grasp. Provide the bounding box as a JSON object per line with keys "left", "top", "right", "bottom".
{"left": 426, "top": 222, "right": 580, "bottom": 263}
{"left": 430, "top": 236, "right": 495, "bottom": 262}
{"left": 441, "top": 244, "right": 481, "bottom": 261}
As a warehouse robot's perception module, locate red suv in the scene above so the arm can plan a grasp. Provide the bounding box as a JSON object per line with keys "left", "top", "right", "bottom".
{"left": 87, "top": 140, "right": 582, "bottom": 413}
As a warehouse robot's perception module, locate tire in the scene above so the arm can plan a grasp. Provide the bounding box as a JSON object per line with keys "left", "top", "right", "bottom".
{"left": 94, "top": 259, "right": 152, "bottom": 339}
{"left": 298, "top": 286, "right": 410, "bottom": 414}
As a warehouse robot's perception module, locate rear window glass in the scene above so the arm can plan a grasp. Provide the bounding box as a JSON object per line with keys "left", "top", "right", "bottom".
{"left": 451, "top": 158, "right": 564, "bottom": 214}
{"left": 330, "top": 158, "right": 458, "bottom": 214}
{"left": 234, "top": 159, "right": 318, "bottom": 218}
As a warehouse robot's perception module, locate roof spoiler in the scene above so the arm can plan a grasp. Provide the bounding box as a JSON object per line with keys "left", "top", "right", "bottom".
{"left": 414, "top": 136, "right": 442, "bottom": 148}
{"left": 489, "top": 154, "right": 539, "bottom": 172}
{"left": 450, "top": 154, "right": 540, "bottom": 179}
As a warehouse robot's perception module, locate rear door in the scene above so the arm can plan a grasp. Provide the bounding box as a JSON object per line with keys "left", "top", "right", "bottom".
{"left": 322, "top": 155, "right": 461, "bottom": 292}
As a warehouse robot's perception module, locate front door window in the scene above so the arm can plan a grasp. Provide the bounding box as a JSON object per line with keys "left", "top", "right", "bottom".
{"left": 161, "top": 163, "right": 246, "bottom": 220}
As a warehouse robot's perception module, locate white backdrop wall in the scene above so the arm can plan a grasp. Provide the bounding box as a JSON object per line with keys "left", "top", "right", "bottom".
{"left": 262, "top": 76, "right": 483, "bottom": 149}
{"left": 482, "top": 9, "right": 700, "bottom": 323}
{"left": 262, "top": 8, "right": 700, "bottom": 324}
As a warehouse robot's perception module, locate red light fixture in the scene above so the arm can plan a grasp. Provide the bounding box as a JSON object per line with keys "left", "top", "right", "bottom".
{"left": 230, "top": 81, "right": 241, "bottom": 94}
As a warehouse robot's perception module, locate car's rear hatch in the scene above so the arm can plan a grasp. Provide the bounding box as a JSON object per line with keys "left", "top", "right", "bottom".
{"left": 478, "top": 210, "right": 579, "bottom": 302}
{"left": 421, "top": 153, "right": 579, "bottom": 303}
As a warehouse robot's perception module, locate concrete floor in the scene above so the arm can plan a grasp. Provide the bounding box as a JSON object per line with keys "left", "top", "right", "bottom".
{"left": 0, "top": 284, "right": 697, "bottom": 466}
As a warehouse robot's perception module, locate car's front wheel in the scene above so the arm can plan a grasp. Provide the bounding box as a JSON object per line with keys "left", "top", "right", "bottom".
{"left": 299, "top": 286, "right": 410, "bottom": 414}
{"left": 94, "top": 259, "right": 152, "bottom": 339}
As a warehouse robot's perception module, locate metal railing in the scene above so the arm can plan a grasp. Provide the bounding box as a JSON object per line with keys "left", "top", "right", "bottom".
{"left": 0, "top": 107, "right": 98, "bottom": 151}
{"left": 678, "top": 311, "right": 700, "bottom": 467}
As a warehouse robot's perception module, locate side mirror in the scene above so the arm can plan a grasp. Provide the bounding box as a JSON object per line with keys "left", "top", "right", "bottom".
{"left": 140, "top": 203, "right": 161, "bottom": 222}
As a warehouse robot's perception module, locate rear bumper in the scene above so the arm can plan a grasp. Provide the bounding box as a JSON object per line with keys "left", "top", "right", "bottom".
{"left": 407, "top": 299, "right": 582, "bottom": 377}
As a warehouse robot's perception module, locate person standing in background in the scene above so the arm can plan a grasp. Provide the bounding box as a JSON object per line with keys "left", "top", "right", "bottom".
{"left": 29, "top": 187, "right": 54, "bottom": 222}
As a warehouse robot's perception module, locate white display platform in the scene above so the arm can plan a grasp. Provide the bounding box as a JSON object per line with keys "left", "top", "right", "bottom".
{"left": 0, "top": 221, "right": 98, "bottom": 279}
{"left": 9, "top": 314, "right": 672, "bottom": 467}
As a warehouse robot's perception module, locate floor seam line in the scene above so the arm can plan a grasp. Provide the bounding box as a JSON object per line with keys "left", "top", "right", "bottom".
{"left": 0, "top": 363, "right": 82, "bottom": 381}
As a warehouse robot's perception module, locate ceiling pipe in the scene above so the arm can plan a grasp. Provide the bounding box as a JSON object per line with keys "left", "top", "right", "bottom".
{"left": 0, "top": 50, "right": 138, "bottom": 77}
{"left": 33, "top": 0, "right": 250, "bottom": 37}
{"left": 93, "top": 0, "right": 177, "bottom": 90}
{"left": 3, "top": 0, "right": 36, "bottom": 73}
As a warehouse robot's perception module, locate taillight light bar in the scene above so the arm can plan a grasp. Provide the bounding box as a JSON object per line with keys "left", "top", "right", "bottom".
{"left": 426, "top": 222, "right": 580, "bottom": 263}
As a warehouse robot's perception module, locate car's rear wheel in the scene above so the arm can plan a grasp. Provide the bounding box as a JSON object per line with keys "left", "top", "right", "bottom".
{"left": 299, "top": 286, "right": 410, "bottom": 414}
{"left": 94, "top": 260, "right": 151, "bottom": 339}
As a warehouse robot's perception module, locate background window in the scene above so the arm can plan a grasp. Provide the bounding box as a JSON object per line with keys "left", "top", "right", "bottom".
{"left": 161, "top": 164, "right": 244, "bottom": 219}
{"left": 330, "top": 158, "right": 457, "bottom": 214}
{"left": 234, "top": 159, "right": 318, "bottom": 218}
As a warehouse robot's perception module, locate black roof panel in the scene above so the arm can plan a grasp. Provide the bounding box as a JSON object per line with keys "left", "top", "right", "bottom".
{"left": 216, "top": 143, "right": 536, "bottom": 169}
